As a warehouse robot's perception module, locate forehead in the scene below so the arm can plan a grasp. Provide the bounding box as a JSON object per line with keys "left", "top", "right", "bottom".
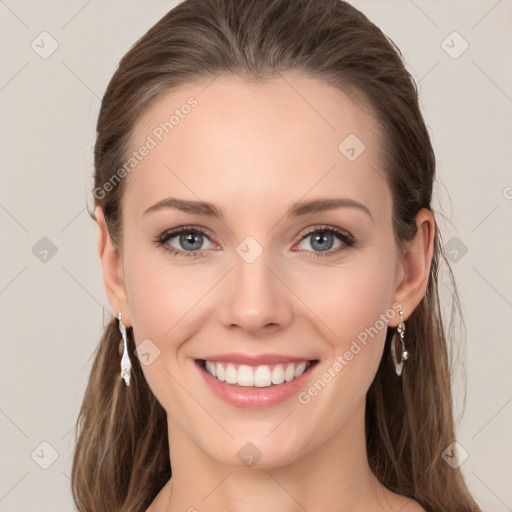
{"left": 124, "top": 71, "right": 390, "bottom": 221}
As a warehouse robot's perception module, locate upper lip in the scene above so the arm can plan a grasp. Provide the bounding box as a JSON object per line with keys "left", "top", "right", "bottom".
{"left": 198, "top": 353, "right": 316, "bottom": 366}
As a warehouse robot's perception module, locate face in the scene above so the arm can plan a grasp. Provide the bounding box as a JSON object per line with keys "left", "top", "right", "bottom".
{"left": 109, "top": 71, "right": 408, "bottom": 468}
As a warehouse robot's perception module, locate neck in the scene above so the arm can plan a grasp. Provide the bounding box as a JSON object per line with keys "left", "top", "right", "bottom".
{"left": 151, "top": 401, "right": 393, "bottom": 512}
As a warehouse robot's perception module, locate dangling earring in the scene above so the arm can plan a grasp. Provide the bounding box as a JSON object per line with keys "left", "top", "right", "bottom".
{"left": 118, "top": 312, "right": 132, "bottom": 386}
{"left": 391, "top": 310, "right": 408, "bottom": 376}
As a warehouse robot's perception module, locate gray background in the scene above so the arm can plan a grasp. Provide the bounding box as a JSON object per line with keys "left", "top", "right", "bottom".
{"left": 1, "top": 1, "right": 511, "bottom": 511}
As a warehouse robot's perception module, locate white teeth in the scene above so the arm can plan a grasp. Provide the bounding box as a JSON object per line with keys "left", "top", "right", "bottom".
{"left": 294, "top": 361, "right": 307, "bottom": 377}
{"left": 205, "top": 360, "right": 217, "bottom": 377}
{"left": 254, "top": 365, "right": 272, "bottom": 387}
{"left": 238, "top": 365, "right": 254, "bottom": 386}
{"left": 271, "top": 364, "right": 285, "bottom": 385}
{"left": 225, "top": 363, "right": 237, "bottom": 384}
{"left": 216, "top": 363, "right": 225, "bottom": 381}
{"left": 284, "top": 363, "right": 295, "bottom": 382}
{"left": 203, "top": 360, "right": 311, "bottom": 387}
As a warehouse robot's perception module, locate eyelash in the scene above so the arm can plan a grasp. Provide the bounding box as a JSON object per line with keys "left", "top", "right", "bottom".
{"left": 153, "top": 225, "right": 355, "bottom": 259}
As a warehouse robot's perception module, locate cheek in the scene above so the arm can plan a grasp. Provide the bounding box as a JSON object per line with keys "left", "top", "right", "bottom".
{"left": 121, "top": 245, "right": 208, "bottom": 421}
{"left": 121, "top": 242, "right": 224, "bottom": 407}
{"left": 336, "top": 262, "right": 395, "bottom": 336}
{"left": 289, "top": 250, "right": 397, "bottom": 348}
{"left": 290, "top": 254, "right": 398, "bottom": 432}
{"left": 293, "top": 247, "right": 398, "bottom": 399}
{"left": 123, "top": 238, "right": 210, "bottom": 341}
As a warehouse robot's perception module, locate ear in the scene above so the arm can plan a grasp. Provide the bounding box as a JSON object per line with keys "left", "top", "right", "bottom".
{"left": 389, "top": 208, "right": 435, "bottom": 326}
{"left": 95, "top": 206, "right": 132, "bottom": 326}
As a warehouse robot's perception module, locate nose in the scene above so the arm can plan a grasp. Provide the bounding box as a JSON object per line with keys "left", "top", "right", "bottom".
{"left": 217, "top": 244, "right": 293, "bottom": 336}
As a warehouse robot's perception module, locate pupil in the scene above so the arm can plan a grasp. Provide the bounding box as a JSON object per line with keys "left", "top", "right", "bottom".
{"left": 181, "top": 232, "right": 202, "bottom": 250}
{"left": 312, "top": 232, "right": 333, "bottom": 251}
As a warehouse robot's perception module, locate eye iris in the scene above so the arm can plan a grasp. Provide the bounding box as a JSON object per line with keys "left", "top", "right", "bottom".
{"left": 311, "top": 231, "right": 333, "bottom": 252}
{"left": 180, "top": 232, "right": 203, "bottom": 251}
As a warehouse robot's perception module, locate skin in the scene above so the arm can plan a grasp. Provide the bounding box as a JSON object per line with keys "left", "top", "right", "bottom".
{"left": 96, "top": 70, "right": 433, "bottom": 512}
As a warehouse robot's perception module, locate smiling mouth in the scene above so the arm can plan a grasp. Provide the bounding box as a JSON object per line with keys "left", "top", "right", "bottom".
{"left": 196, "top": 359, "right": 319, "bottom": 388}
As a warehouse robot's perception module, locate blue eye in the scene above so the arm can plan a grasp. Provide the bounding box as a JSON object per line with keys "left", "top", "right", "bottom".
{"left": 296, "top": 226, "right": 354, "bottom": 258}
{"left": 154, "top": 225, "right": 354, "bottom": 259}
{"left": 155, "top": 226, "right": 213, "bottom": 258}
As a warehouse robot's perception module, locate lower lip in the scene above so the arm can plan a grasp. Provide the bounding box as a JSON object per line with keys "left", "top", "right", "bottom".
{"left": 195, "top": 360, "right": 319, "bottom": 409}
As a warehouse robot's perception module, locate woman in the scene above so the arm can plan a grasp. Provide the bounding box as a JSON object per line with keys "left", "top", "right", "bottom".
{"left": 71, "top": 0, "right": 482, "bottom": 511}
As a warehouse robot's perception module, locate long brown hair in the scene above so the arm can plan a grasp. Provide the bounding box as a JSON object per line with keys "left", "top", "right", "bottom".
{"left": 72, "top": 1, "right": 481, "bottom": 511}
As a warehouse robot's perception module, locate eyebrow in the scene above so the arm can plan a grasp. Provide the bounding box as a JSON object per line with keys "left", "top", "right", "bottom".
{"left": 142, "top": 197, "right": 373, "bottom": 221}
